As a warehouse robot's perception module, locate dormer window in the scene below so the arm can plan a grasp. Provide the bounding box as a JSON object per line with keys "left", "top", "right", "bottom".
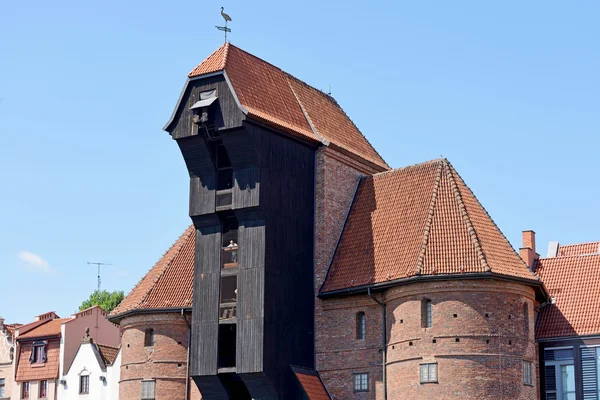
{"left": 29, "top": 341, "right": 47, "bottom": 364}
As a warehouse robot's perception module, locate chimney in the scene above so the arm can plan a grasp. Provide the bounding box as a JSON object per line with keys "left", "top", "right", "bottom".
{"left": 520, "top": 230, "right": 539, "bottom": 270}
{"left": 547, "top": 241, "right": 559, "bottom": 258}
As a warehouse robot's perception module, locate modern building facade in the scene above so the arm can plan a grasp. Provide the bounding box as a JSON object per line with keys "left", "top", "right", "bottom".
{"left": 110, "top": 43, "right": 599, "bottom": 399}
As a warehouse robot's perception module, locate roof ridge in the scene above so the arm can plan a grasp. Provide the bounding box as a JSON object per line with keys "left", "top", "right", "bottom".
{"left": 444, "top": 160, "right": 490, "bottom": 272}
{"left": 415, "top": 160, "right": 445, "bottom": 275}
{"left": 558, "top": 240, "right": 600, "bottom": 248}
{"left": 129, "top": 226, "right": 194, "bottom": 311}
{"left": 285, "top": 75, "right": 328, "bottom": 145}
{"left": 220, "top": 42, "right": 230, "bottom": 70}
{"left": 447, "top": 160, "right": 539, "bottom": 279}
{"left": 541, "top": 253, "right": 600, "bottom": 260}
{"left": 188, "top": 44, "right": 228, "bottom": 76}
{"left": 370, "top": 158, "right": 445, "bottom": 179}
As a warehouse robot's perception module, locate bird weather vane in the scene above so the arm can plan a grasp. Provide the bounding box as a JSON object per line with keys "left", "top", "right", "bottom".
{"left": 216, "top": 7, "right": 232, "bottom": 43}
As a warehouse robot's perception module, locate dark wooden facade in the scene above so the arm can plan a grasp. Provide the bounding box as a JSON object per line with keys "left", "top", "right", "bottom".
{"left": 538, "top": 335, "right": 600, "bottom": 400}
{"left": 166, "top": 74, "right": 316, "bottom": 399}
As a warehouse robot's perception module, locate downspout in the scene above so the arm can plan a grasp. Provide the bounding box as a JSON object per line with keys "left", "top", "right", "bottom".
{"left": 182, "top": 309, "right": 191, "bottom": 400}
{"left": 368, "top": 287, "right": 387, "bottom": 400}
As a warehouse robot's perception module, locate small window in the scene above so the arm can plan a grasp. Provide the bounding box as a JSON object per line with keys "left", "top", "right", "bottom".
{"left": 523, "top": 361, "right": 533, "bottom": 386}
{"left": 29, "top": 342, "right": 46, "bottom": 364}
{"left": 39, "top": 380, "right": 48, "bottom": 398}
{"left": 422, "top": 299, "right": 432, "bottom": 328}
{"left": 353, "top": 373, "right": 368, "bottom": 392}
{"left": 144, "top": 329, "right": 154, "bottom": 347}
{"left": 80, "top": 375, "right": 90, "bottom": 394}
{"left": 141, "top": 380, "right": 156, "bottom": 400}
{"left": 356, "top": 312, "right": 366, "bottom": 340}
{"left": 0, "top": 378, "right": 5, "bottom": 398}
{"left": 420, "top": 363, "right": 438, "bottom": 383}
{"left": 523, "top": 302, "right": 529, "bottom": 331}
{"left": 22, "top": 382, "right": 30, "bottom": 399}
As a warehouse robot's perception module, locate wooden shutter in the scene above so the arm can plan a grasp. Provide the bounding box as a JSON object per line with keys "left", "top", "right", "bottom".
{"left": 581, "top": 346, "right": 598, "bottom": 400}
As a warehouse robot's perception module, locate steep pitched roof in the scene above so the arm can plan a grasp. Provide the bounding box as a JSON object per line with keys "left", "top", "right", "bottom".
{"left": 535, "top": 252, "right": 600, "bottom": 339}
{"left": 557, "top": 241, "right": 600, "bottom": 257}
{"left": 321, "top": 158, "right": 540, "bottom": 293}
{"left": 110, "top": 226, "right": 195, "bottom": 318}
{"left": 291, "top": 366, "right": 331, "bottom": 400}
{"left": 96, "top": 343, "right": 120, "bottom": 366}
{"left": 186, "top": 43, "right": 389, "bottom": 171}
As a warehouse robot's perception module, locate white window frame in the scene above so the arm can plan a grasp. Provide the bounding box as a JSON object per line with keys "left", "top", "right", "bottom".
{"left": 141, "top": 380, "right": 156, "bottom": 400}
{"left": 523, "top": 360, "right": 533, "bottom": 386}
{"left": 544, "top": 346, "right": 575, "bottom": 400}
{"left": 353, "top": 373, "right": 368, "bottom": 392}
{"left": 420, "top": 362, "right": 438, "bottom": 383}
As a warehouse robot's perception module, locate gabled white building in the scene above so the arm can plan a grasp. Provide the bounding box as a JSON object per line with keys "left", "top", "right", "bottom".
{"left": 58, "top": 330, "right": 120, "bottom": 400}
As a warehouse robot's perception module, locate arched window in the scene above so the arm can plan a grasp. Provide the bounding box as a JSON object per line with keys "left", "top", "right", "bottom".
{"left": 422, "top": 299, "right": 432, "bottom": 328}
{"left": 356, "top": 312, "right": 366, "bottom": 339}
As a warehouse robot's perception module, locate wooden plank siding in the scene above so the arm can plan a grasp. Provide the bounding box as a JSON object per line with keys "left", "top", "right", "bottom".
{"left": 190, "top": 215, "right": 222, "bottom": 376}
{"left": 169, "top": 76, "right": 245, "bottom": 140}
{"left": 168, "top": 72, "right": 317, "bottom": 399}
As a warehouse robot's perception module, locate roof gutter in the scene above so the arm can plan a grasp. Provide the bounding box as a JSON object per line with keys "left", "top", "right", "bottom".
{"left": 319, "top": 273, "right": 548, "bottom": 302}
{"left": 107, "top": 307, "right": 193, "bottom": 324}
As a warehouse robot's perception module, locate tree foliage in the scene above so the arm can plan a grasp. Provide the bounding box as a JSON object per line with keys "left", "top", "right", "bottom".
{"left": 79, "top": 290, "right": 125, "bottom": 314}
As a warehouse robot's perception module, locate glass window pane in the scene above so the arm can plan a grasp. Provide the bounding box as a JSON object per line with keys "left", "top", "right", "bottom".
{"left": 421, "top": 364, "right": 428, "bottom": 381}
{"left": 561, "top": 365, "right": 575, "bottom": 399}
{"left": 429, "top": 364, "right": 437, "bottom": 381}
{"left": 555, "top": 349, "right": 574, "bottom": 360}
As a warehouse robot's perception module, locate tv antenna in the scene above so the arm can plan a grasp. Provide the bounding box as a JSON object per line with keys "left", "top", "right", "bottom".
{"left": 216, "top": 7, "right": 232, "bottom": 43}
{"left": 87, "top": 261, "right": 112, "bottom": 300}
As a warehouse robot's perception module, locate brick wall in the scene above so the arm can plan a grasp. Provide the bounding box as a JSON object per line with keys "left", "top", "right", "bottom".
{"left": 319, "top": 279, "right": 539, "bottom": 400}
{"left": 119, "top": 312, "right": 201, "bottom": 400}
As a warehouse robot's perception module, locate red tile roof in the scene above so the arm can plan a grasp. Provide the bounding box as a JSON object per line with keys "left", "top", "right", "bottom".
{"left": 15, "top": 340, "right": 60, "bottom": 382}
{"left": 535, "top": 253, "right": 600, "bottom": 339}
{"left": 291, "top": 366, "right": 331, "bottom": 400}
{"left": 110, "top": 226, "right": 195, "bottom": 318}
{"left": 17, "top": 318, "right": 70, "bottom": 340}
{"left": 557, "top": 241, "right": 600, "bottom": 257}
{"left": 5, "top": 323, "right": 22, "bottom": 337}
{"left": 96, "top": 343, "right": 120, "bottom": 366}
{"left": 187, "top": 43, "right": 389, "bottom": 171}
{"left": 321, "top": 159, "right": 540, "bottom": 293}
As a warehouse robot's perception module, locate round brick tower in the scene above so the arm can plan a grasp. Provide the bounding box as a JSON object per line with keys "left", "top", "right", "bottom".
{"left": 118, "top": 313, "right": 195, "bottom": 400}
{"left": 385, "top": 279, "right": 537, "bottom": 400}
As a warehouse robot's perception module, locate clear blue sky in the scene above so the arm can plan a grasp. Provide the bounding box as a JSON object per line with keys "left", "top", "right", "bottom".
{"left": 1, "top": 1, "right": 598, "bottom": 323}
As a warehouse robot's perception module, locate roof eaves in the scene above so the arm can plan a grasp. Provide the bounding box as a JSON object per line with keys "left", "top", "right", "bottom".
{"left": 445, "top": 159, "right": 490, "bottom": 272}
{"left": 415, "top": 160, "right": 444, "bottom": 275}
{"left": 108, "top": 307, "right": 192, "bottom": 324}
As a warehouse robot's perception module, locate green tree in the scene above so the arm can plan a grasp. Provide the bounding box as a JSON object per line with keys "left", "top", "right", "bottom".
{"left": 79, "top": 290, "right": 125, "bottom": 314}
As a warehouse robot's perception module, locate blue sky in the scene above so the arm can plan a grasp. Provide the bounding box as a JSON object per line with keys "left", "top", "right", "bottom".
{"left": 1, "top": 1, "right": 598, "bottom": 323}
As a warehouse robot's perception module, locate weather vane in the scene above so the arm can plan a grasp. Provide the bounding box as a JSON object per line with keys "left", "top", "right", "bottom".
{"left": 216, "top": 7, "right": 232, "bottom": 43}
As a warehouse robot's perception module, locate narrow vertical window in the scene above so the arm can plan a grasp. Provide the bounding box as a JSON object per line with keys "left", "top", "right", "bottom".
{"left": 0, "top": 378, "right": 5, "bottom": 398}
{"left": 144, "top": 329, "right": 154, "bottom": 347}
{"left": 353, "top": 373, "right": 368, "bottom": 392}
{"left": 356, "top": 312, "right": 366, "bottom": 339}
{"left": 22, "top": 381, "right": 30, "bottom": 399}
{"left": 39, "top": 380, "right": 48, "bottom": 398}
{"left": 79, "top": 375, "right": 89, "bottom": 394}
{"left": 141, "top": 380, "right": 156, "bottom": 400}
{"left": 523, "top": 361, "right": 533, "bottom": 386}
{"left": 422, "top": 299, "right": 432, "bottom": 328}
{"left": 523, "top": 302, "right": 529, "bottom": 332}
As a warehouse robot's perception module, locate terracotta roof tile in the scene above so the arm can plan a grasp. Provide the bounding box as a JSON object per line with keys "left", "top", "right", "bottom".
{"left": 5, "top": 323, "right": 22, "bottom": 337}
{"left": 17, "top": 318, "right": 70, "bottom": 340}
{"left": 291, "top": 367, "right": 331, "bottom": 400}
{"left": 321, "top": 159, "right": 538, "bottom": 293}
{"left": 535, "top": 253, "right": 600, "bottom": 339}
{"left": 15, "top": 340, "right": 60, "bottom": 381}
{"left": 557, "top": 241, "right": 600, "bottom": 257}
{"left": 187, "top": 44, "right": 389, "bottom": 170}
{"left": 96, "top": 343, "right": 119, "bottom": 365}
{"left": 110, "top": 226, "right": 195, "bottom": 317}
